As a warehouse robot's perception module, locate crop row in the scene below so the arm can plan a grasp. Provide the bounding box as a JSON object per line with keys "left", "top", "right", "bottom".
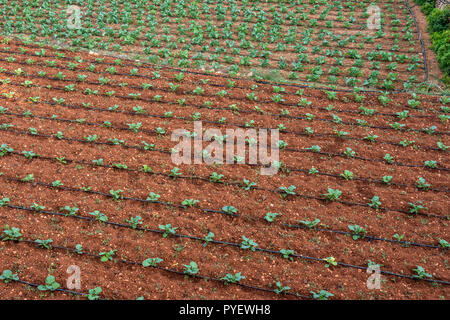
{"left": 0, "top": 0, "right": 428, "bottom": 89}
{"left": 0, "top": 41, "right": 443, "bottom": 112}
{"left": 1, "top": 203, "right": 449, "bottom": 287}
{"left": 1, "top": 39, "right": 445, "bottom": 101}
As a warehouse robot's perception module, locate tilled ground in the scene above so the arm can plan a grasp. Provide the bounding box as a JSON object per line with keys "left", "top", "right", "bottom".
{"left": 0, "top": 39, "right": 448, "bottom": 300}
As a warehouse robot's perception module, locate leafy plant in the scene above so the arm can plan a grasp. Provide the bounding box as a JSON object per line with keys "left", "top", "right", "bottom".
{"left": 99, "top": 250, "right": 116, "bottom": 262}
{"left": 181, "top": 199, "right": 199, "bottom": 208}
{"left": 159, "top": 224, "right": 177, "bottom": 237}
{"left": 222, "top": 206, "right": 238, "bottom": 215}
{"left": 324, "top": 256, "right": 337, "bottom": 268}
{"left": 274, "top": 282, "right": 291, "bottom": 294}
{"left": 408, "top": 202, "right": 427, "bottom": 214}
{"left": 34, "top": 239, "right": 53, "bottom": 249}
{"left": 280, "top": 249, "right": 295, "bottom": 261}
{"left": 311, "top": 290, "right": 334, "bottom": 300}
{"left": 147, "top": 192, "right": 161, "bottom": 202}
{"left": 222, "top": 272, "right": 245, "bottom": 284}
{"left": 279, "top": 185, "right": 296, "bottom": 199}
{"left": 240, "top": 236, "right": 258, "bottom": 251}
{"left": 413, "top": 266, "right": 432, "bottom": 279}
{"left": 37, "top": 275, "right": 60, "bottom": 291}
{"left": 183, "top": 261, "right": 199, "bottom": 276}
{"left": 348, "top": 225, "right": 367, "bottom": 240}
{"left": 86, "top": 287, "right": 102, "bottom": 300}
{"left": 209, "top": 172, "right": 224, "bottom": 183}
{"left": 416, "top": 177, "right": 431, "bottom": 190}
{"left": 382, "top": 176, "right": 393, "bottom": 185}
{"left": 322, "top": 188, "right": 342, "bottom": 201}
{"left": 439, "top": 239, "right": 449, "bottom": 249}
{"left": 264, "top": 212, "right": 279, "bottom": 222}
{"left": 203, "top": 232, "right": 215, "bottom": 247}
{"left": 89, "top": 211, "right": 108, "bottom": 223}
{"left": 0, "top": 270, "right": 19, "bottom": 283}
{"left": 142, "top": 257, "right": 163, "bottom": 267}
{"left": 0, "top": 198, "right": 10, "bottom": 207}
{"left": 126, "top": 216, "right": 143, "bottom": 229}
{"left": 368, "top": 196, "right": 382, "bottom": 209}
{"left": 169, "top": 167, "right": 182, "bottom": 179}
{"left": 340, "top": 170, "right": 354, "bottom": 180}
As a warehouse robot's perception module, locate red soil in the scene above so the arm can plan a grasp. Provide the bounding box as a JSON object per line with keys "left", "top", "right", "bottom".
{"left": 0, "top": 39, "right": 448, "bottom": 300}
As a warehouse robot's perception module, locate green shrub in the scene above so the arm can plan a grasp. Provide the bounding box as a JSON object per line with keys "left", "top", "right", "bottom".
{"left": 421, "top": 3, "right": 435, "bottom": 15}
{"left": 427, "top": 8, "right": 450, "bottom": 33}
{"left": 431, "top": 30, "right": 450, "bottom": 75}
{"left": 413, "top": 0, "right": 434, "bottom": 5}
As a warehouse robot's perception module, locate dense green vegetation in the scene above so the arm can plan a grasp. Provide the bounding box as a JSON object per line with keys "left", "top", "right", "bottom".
{"left": 414, "top": 0, "right": 450, "bottom": 84}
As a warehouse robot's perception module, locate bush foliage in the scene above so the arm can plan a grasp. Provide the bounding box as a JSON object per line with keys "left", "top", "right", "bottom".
{"left": 415, "top": 1, "right": 450, "bottom": 83}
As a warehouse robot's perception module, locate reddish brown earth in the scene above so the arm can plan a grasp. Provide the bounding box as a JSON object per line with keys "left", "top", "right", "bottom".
{"left": 0, "top": 39, "right": 448, "bottom": 300}
{"left": 409, "top": 0, "right": 445, "bottom": 89}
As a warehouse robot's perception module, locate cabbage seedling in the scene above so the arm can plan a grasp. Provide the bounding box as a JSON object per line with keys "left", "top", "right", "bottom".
{"left": 37, "top": 275, "right": 60, "bottom": 291}
{"left": 183, "top": 262, "right": 199, "bottom": 276}
{"left": 0, "top": 270, "right": 19, "bottom": 283}
{"left": 142, "top": 258, "right": 163, "bottom": 267}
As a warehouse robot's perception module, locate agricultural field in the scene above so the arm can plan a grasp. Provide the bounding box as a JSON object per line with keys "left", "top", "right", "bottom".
{"left": 0, "top": 0, "right": 434, "bottom": 91}
{"left": 0, "top": 0, "right": 449, "bottom": 303}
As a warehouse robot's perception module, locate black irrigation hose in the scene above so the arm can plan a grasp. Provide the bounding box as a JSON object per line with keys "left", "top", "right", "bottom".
{"left": 3, "top": 174, "right": 237, "bottom": 217}
{"left": 2, "top": 99, "right": 447, "bottom": 154}
{"left": 6, "top": 35, "right": 442, "bottom": 95}
{"left": 2, "top": 86, "right": 447, "bottom": 141}
{"left": 61, "top": 28, "right": 424, "bottom": 69}
{"left": 5, "top": 0, "right": 406, "bottom": 18}
{"left": 3, "top": 116, "right": 450, "bottom": 183}
{"left": 0, "top": 47, "right": 422, "bottom": 110}
{"left": 57, "top": 46, "right": 423, "bottom": 90}
{"left": 405, "top": 0, "right": 428, "bottom": 83}
{"left": 6, "top": 13, "right": 424, "bottom": 61}
{"left": 35, "top": 0, "right": 418, "bottom": 30}
{"left": 34, "top": 94, "right": 450, "bottom": 136}
{"left": 0, "top": 237, "right": 310, "bottom": 299}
